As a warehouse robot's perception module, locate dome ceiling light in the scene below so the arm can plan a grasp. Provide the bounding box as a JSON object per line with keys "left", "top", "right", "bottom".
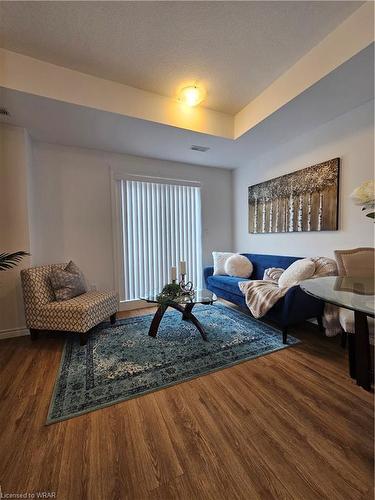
{"left": 179, "top": 85, "right": 206, "bottom": 107}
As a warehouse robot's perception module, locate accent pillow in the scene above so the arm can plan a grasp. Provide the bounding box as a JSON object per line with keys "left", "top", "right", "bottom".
{"left": 50, "top": 261, "right": 88, "bottom": 301}
{"left": 263, "top": 267, "right": 285, "bottom": 283}
{"left": 278, "top": 259, "right": 316, "bottom": 288}
{"left": 224, "top": 254, "right": 253, "bottom": 278}
{"left": 212, "top": 251, "right": 235, "bottom": 275}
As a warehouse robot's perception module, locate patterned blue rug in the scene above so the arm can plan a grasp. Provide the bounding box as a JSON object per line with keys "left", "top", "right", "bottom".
{"left": 47, "top": 303, "right": 299, "bottom": 423}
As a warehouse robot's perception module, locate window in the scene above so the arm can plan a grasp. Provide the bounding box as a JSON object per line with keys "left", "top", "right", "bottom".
{"left": 116, "top": 177, "right": 202, "bottom": 302}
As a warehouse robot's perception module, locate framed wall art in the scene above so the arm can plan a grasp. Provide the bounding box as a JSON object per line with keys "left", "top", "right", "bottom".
{"left": 248, "top": 158, "right": 340, "bottom": 234}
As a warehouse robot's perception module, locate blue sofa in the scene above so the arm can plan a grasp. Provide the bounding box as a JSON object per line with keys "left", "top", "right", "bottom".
{"left": 204, "top": 253, "right": 324, "bottom": 343}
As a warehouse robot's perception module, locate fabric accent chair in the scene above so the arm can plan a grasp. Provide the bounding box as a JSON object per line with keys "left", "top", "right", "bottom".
{"left": 21, "top": 264, "right": 118, "bottom": 345}
{"left": 334, "top": 248, "right": 374, "bottom": 359}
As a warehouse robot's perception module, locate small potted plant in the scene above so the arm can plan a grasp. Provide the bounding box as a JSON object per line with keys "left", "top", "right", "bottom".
{"left": 156, "top": 283, "right": 182, "bottom": 304}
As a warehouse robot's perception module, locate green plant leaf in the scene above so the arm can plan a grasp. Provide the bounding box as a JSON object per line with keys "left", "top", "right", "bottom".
{"left": 0, "top": 251, "right": 30, "bottom": 271}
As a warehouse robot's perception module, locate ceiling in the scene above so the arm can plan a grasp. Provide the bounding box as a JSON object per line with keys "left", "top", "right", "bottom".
{"left": 0, "top": 1, "right": 363, "bottom": 114}
{"left": 1, "top": 44, "right": 373, "bottom": 169}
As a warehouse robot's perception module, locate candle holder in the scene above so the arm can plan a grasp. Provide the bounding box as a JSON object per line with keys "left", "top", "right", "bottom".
{"left": 179, "top": 273, "right": 195, "bottom": 296}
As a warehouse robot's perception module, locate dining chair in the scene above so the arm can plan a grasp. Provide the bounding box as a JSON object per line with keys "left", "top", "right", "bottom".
{"left": 334, "top": 248, "right": 374, "bottom": 378}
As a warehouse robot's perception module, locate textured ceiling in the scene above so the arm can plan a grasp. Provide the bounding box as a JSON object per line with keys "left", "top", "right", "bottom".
{"left": 1, "top": 45, "right": 373, "bottom": 169}
{"left": 0, "top": 1, "right": 363, "bottom": 114}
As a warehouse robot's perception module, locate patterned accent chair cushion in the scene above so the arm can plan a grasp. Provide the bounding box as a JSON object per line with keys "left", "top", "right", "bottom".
{"left": 21, "top": 264, "right": 118, "bottom": 334}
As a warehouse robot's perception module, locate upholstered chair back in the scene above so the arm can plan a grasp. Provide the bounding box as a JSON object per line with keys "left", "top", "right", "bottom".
{"left": 21, "top": 264, "right": 66, "bottom": 320}
{"left": 334, "top": 248, "right": 374, "bottom": 277}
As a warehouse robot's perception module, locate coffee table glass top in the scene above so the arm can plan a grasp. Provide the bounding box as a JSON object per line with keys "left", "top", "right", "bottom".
{"left": 301, "top": 276, "right": 375, "bottom": 317}
{"left": 141, "top": 288, "right": 217, "bottom": 305}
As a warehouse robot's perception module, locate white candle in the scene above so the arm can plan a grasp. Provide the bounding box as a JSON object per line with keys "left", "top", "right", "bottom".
{"left": 179, "top": 261, "right": 186, "bottom": 275}
{"left": 171, "top": 266, "right": 177, "bottom": 282}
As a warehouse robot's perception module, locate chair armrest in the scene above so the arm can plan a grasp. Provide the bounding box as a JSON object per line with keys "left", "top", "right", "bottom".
{"left": 204, "top": 266, "right": 214, "bottom": 287}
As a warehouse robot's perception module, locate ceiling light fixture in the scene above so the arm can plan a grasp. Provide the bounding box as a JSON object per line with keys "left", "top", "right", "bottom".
{"left": 179, "top": 85, "right": 206, "bottom": 107}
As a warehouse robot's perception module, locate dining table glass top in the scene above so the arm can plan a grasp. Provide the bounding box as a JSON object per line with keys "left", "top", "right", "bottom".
{"left": 301, "top": 276, "right": 375, "bottom": 317}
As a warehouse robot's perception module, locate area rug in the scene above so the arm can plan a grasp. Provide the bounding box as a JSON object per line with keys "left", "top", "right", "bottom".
{"left": 47, "top": 303, "right": 299, "bottom": 423}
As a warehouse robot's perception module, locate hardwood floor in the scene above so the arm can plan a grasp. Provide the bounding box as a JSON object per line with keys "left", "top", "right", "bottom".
{"left": 0, "top": 304, "right": 373, "bottom": 499}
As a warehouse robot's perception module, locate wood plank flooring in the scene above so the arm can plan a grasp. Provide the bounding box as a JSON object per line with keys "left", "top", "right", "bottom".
{"left": 0, "top": 303, "right": 373, "bottom": 499}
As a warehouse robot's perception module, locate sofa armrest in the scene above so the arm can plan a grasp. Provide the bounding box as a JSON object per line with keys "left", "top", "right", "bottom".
{"left": 282, "top": 285, "right": 302, "bottom": 315}
{"left": 204, "top": 266, "right": 214, "bottom": 287}
{"left": 281, "top": 285, "right": 324, "bottom": 325}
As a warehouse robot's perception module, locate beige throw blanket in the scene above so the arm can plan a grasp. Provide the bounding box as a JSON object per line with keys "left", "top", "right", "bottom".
{"left": 238, "top": 257, "right": 341, "bottom": 337}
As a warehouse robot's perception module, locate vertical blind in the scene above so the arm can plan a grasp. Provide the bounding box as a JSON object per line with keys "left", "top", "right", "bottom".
{"left": 119, "top": 179, "right": 202, "bottom": 301}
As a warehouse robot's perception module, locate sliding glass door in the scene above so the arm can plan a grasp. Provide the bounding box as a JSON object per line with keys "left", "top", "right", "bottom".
{"left": 116, "top": 177, "right": 202, "bottom": 302}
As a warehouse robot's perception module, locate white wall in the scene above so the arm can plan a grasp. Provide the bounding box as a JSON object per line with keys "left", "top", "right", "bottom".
{"left": 30, "top": 143, "right": 233, "bottom": 292}
{"left": 0, "top": 124, "right": 32, "bottom": 336}
{"left": 234, "top": 100, "right": 374, "bottom": 257}
{"left": 3, "top": 100, "right": 373, "bottom": 336}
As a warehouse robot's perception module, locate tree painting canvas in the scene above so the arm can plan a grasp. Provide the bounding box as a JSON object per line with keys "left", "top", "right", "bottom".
{"left": 248, "top": 158, "right": 340, "bottom": 234}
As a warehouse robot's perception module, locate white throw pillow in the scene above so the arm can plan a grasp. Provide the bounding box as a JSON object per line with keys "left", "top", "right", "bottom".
{"left": 263, "top": 267, "right": 285, "bottom": 283}
{"left": 278, "top": 259, "right": 316, "bottom": 288}
{"left": 212, "top": 251, "right": 234, "bottom": 275}
{"left": 224, "top": 254, "right": 253, "bottom": 278}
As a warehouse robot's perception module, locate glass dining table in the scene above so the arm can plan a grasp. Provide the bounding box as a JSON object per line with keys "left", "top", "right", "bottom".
{"left": 301, "top": 276, "right": 374, "bottom": 391}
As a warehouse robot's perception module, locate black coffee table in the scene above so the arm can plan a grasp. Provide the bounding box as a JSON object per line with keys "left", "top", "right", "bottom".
{"left": 141, "top": 289, "right": 217, "bottom": 341}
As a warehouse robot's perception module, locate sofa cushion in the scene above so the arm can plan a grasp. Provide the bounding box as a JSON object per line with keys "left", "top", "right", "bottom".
{"left": 241, "top": 253, "right": 302, "bottom": 280}
{"left": 207, "top": 275, "right": 249, "bottom": 297}
{"left": 263, "top": 267, "right": 285, "bottom": 283}
{"left": 225, "top": 254, "right": 253, "bottom": 278}
{"left": 278, "top": 258, "right": 315, "bottom": 288}
{"left": 212, "top": 251, "right": 235, "bottom": 275}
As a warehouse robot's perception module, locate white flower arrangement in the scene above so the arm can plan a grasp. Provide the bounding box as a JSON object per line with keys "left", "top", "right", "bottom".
{"left": 350, "top": 180, "right": 375, "bottom": 220}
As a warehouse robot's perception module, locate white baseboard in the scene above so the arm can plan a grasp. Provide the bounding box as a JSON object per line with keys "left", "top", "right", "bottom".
{"left": 119, "top": 300, "right": 155, "bottom": 311}
{"left": 0, "top": 327, "right": 29, "bottom": 340}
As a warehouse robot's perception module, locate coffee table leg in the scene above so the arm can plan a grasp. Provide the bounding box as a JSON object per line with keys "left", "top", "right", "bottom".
{"left": 354, "top": 311, "right": 371, "bottom": 391}
{"left": 182, "top": 303, "right": 194, "bottom": 320}
{"left": 170, "top": 302, "right": 208, "bottom": 341}
{"left": 148, "top": 304, "right": 167, "bottom": 338}
{"left": 186, "top": 313, "right": 208, "bottom": 341}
